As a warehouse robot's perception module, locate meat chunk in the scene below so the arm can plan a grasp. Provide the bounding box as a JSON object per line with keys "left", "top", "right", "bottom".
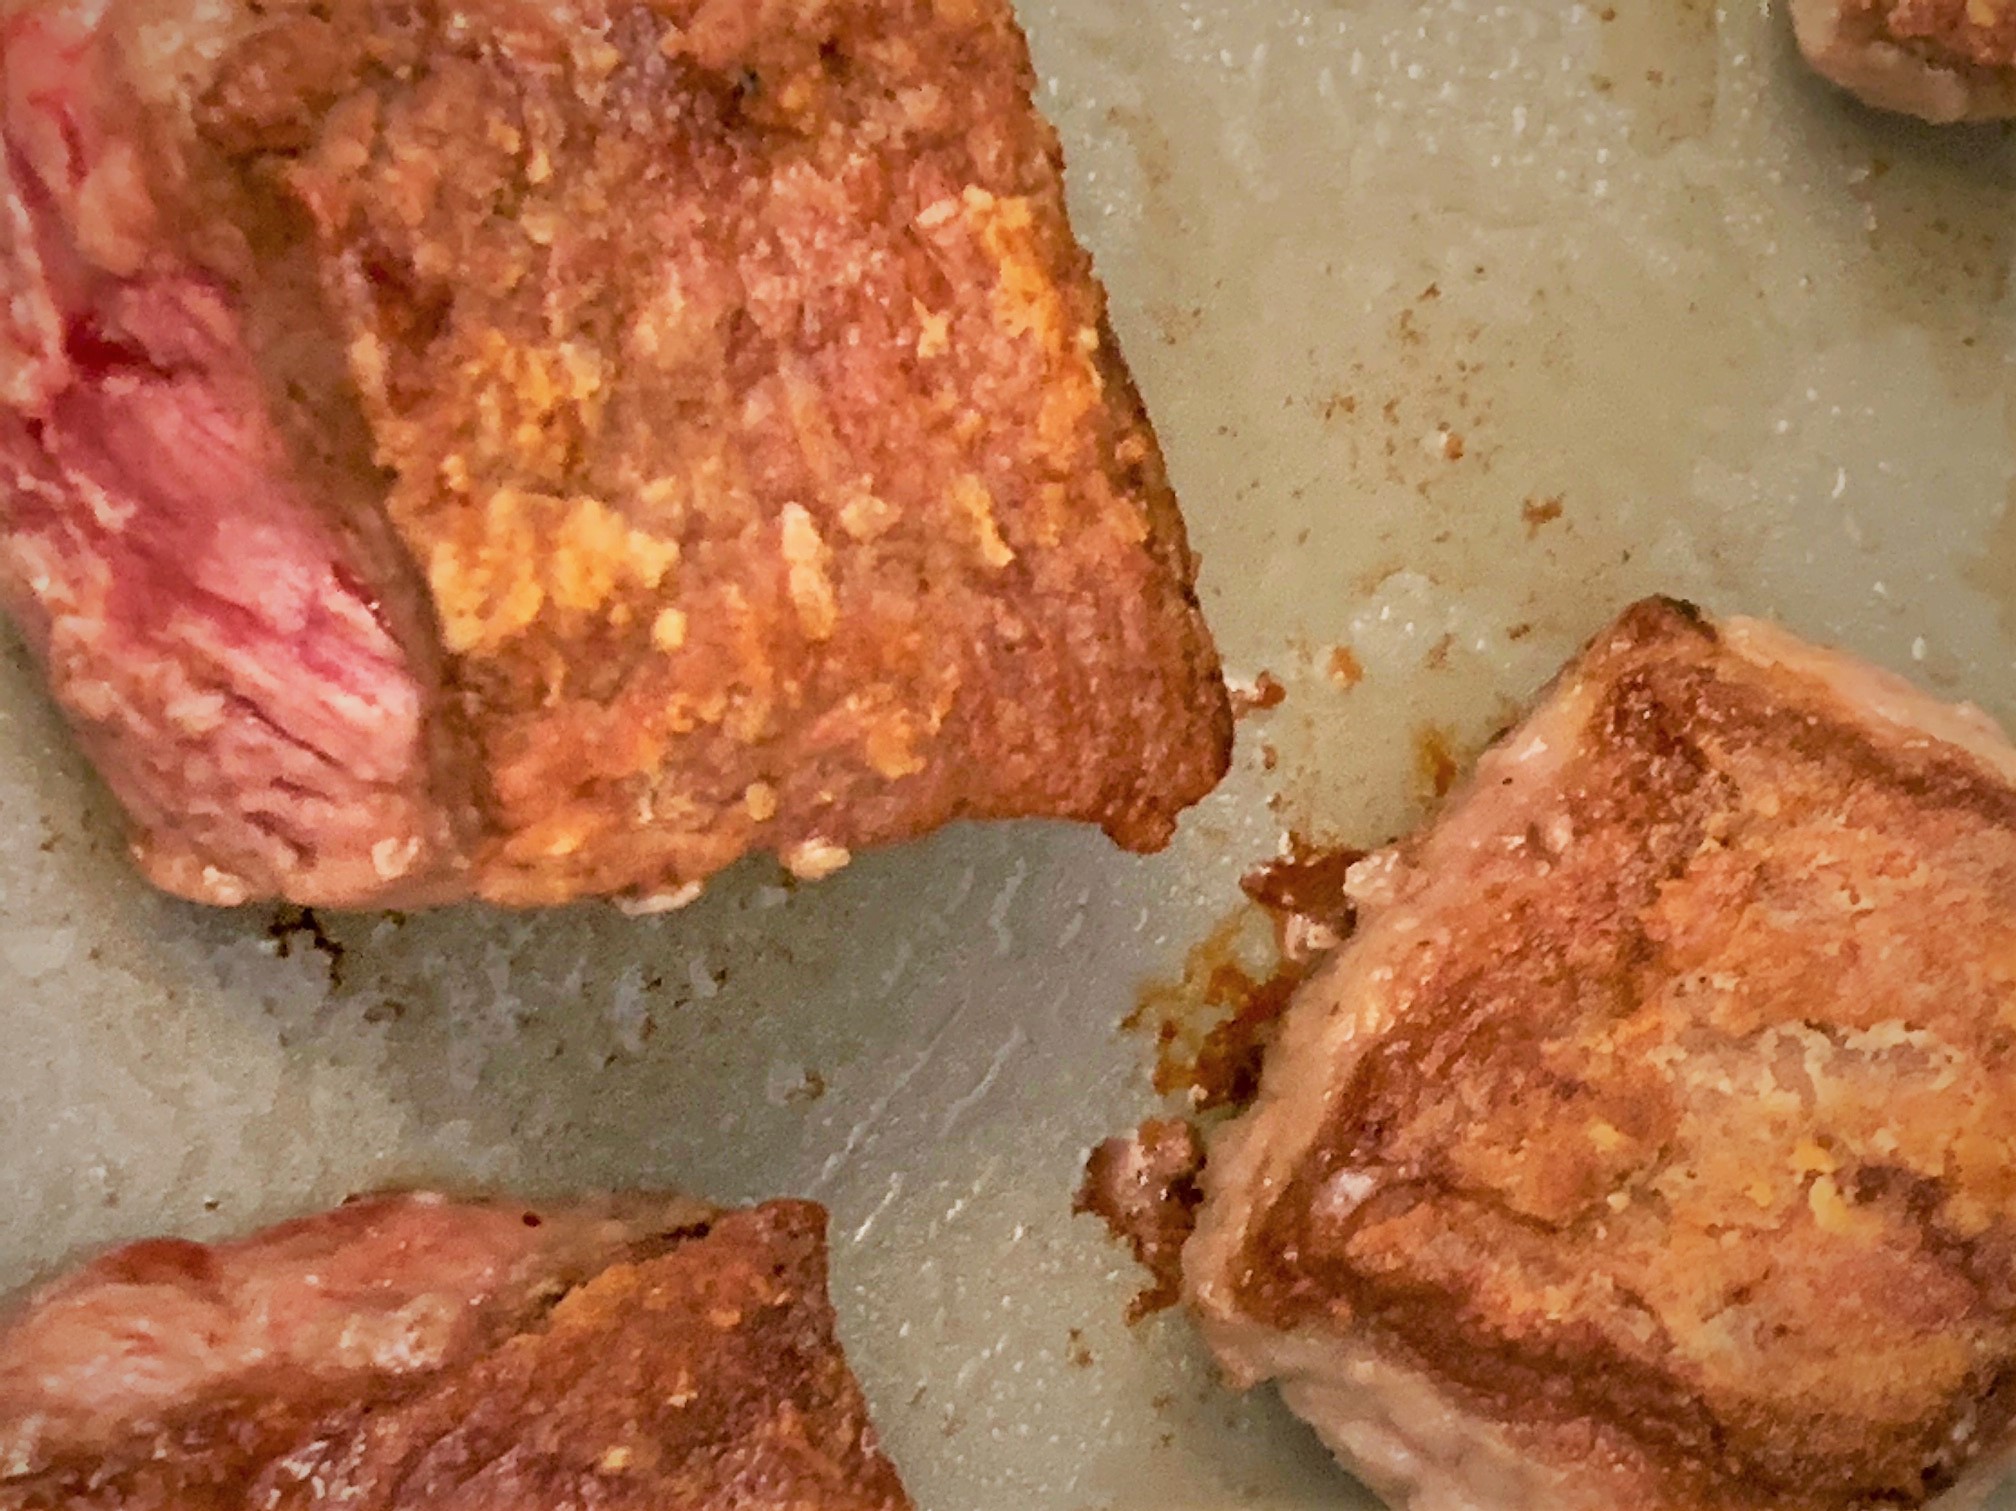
{"left": 0, "top": 0, "right": 1230, "bottom": 910}
{"left": 0, "top": 1191, "right": 912, "bottom": 1509}
{"left": 1790, "top": 0, "right": 2016, "bottom": 121}
{"left": 1186, "top": 599, "right": 2016, "bottom": 1511}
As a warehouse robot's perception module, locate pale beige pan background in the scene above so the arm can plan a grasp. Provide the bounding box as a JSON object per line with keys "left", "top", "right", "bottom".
{"left": 1, "top": 1, "right": 2013, "bottom": 1506}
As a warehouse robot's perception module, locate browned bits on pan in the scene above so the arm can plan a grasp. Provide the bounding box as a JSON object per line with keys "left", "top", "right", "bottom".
{"left": 1075, "top": 1118, "right": 1206, "bottom": 1322}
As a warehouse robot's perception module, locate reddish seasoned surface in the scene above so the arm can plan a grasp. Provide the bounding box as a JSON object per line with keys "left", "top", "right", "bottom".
{"left": 0, "top": 1194, "right": 911, "bottom": 1509}
{"left": 1194, "top": 600, "right": 2016, "bottom": 1510}
{"left": 0, "top": 0, "right": 1228, "bottom": 909}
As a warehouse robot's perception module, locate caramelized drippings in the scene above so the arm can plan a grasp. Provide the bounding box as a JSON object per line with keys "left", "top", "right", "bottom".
{"left": 1073, "top": 1118, "right": 1205, "bottom": 1322}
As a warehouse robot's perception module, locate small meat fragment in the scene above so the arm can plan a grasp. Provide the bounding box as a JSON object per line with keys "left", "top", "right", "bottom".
{"left": 0, "top": 0, "right": 1230, "bottom": 910}
{"left": 1238, "top": 840, "right": 1362, "bottom": 952}
{"left": 1791, "top": 0, "right": 2016, "bottom": 121}
{"left": 1187, "top": 598, "right": 2016, "bottom": 1511}
{"left": 0, "top": 1192, "right": 911, "bottom": 1509}
{"left": 1075, "top": 1117, "right": 1206, "bottom": 1321}
{"left": 1231, "top": 671, "right": 1288, "bottom": 716}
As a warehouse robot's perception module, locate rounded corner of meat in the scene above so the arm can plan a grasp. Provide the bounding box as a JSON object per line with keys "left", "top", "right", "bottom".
{"left": 1789, "top": 0, "right": 2016, "bottom": 122}
{"left": 0, "top": 1190, "right": 916, "bottom": 1509}
{"left": 1186, "top": 596, "right": 2016, "bottom": 1511}
{"left": 0, "top": 0, "right": 1231, "bottom": 911}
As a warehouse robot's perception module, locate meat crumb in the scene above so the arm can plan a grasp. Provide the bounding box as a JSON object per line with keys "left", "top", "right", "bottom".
{"left": 1240, "top": 839, "right": 1364, "bottom": 954}
{"left": 1231, "top": 671, "right": 1288, "bottom": 717}
{"left": 1074, "top": 1118, "right": 1206, "bottom": 1322}
{"left": 1522, "top": 494, "right": 1565, "bottom": 536}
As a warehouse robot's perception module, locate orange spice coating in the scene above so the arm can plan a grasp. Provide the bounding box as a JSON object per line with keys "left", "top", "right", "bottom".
{"left": 6, "top": 0, "right": 1228, "bottom": 909}
{"left": 213, "top": 0, "right": 1229, "bottom": 905}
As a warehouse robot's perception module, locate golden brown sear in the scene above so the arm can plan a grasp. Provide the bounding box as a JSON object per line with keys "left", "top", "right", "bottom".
{"left": 243, "top": 0, "right": 1233, "bottom": 906}
{"left": 1, "top": 0, "right": 1229, "bottom": 909}
{"left": 1188, "top": 599, "right": 2016, "bottom": 1511}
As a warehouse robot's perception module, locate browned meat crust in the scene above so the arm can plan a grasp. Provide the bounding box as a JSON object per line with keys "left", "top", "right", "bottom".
{"left": 0, "top": 0, "right": 1230, "bottom": 909}
{"left": 1791, "top": 0, "right": 2016, "bottom": 120}
{"left": 0, "top": 1195, "right": 911, "bottom": 1509}
{"left": 1188, "top": 599, "right": 2016, "bottom": 1510}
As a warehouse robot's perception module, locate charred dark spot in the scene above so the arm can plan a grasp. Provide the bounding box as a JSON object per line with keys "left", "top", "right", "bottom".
{"left": 265, "top": 905, "right": 346, "bottom": 990}
{"left": 62, "top": 319, "right": 153, "bottom": 374}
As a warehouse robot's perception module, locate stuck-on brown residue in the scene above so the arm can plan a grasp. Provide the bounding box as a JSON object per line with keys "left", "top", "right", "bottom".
{"left": 1415, "top": 725, "right": 1460, "bottom": 800}
{"left": 1326, "top": 646, "right": 1364, "bottom": 690}
{"left": 1231, "top": 671, "right": 1289, "bottom": 716}
{"left": 1240, "top": 840, "right": 1363, "bottom": 943}
{"left": 1096, "top": 838, "right": 1364, "bottom": 1317}
{"left": 1124, "top": 913, "right": 1301, "bottom": 1113}
{"left": 1522, "top": 494, "right": 1565, "bottom": 536}
{"left": 1123, "top": 838, "right": 1363, "bottom": 1113}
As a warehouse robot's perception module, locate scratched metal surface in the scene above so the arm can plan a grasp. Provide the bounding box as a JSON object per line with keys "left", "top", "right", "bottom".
{"left": 1, "top": 1, "right": 2014, "bottom": 1506}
